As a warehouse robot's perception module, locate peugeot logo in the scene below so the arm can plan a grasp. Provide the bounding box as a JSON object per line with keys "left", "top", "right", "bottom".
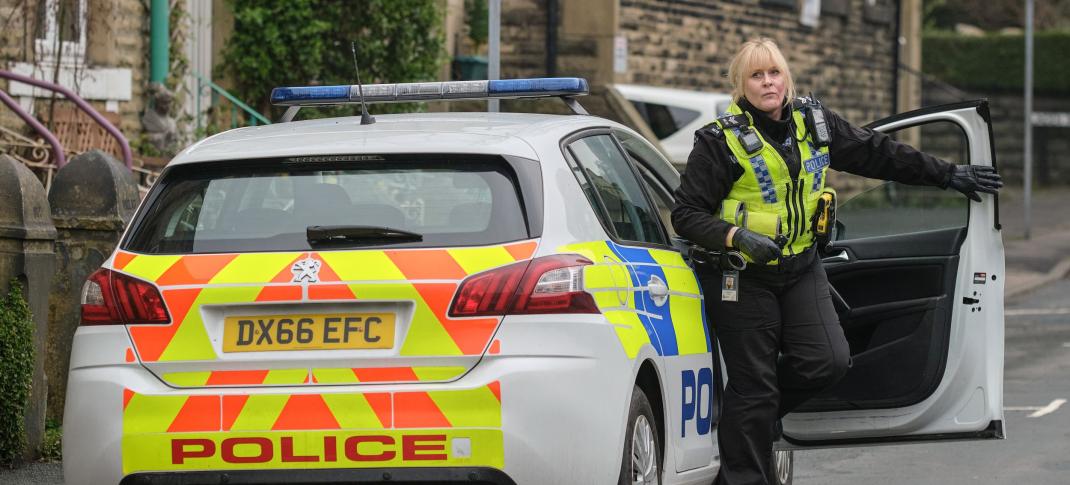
{"left": 291, "top": 256, "right": 321, "bottom": 283}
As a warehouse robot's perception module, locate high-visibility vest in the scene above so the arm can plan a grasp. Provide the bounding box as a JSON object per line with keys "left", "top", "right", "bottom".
{"left": 713, "top": 100, "right": 831, "bottom": 263}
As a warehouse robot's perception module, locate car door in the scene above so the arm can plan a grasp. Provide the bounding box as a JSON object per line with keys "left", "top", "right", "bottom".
{"left": 782, "top": 100, "right": 1005, "bottom": 446}
{"left": 611, "top": 129, "right": 721, "bottom": 473}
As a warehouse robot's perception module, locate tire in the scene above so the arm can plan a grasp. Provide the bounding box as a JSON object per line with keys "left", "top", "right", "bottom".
{"left": 618, "top": 386, "right": 661, "bottom": 485}
{"left": 771, "top": 449, "right": 793, "bottom": 485}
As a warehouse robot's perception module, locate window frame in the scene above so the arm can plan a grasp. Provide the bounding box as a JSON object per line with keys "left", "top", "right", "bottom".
{"left": 559, "top": 128, "right": 673, "bottom": 249}
{"left": 35, "top": 0, "right": 88, "bottom": 65}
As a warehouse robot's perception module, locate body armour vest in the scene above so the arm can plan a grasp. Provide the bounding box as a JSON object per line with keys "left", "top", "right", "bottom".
{"left": 713, "top": 99, "right": 832, "bottom": 264}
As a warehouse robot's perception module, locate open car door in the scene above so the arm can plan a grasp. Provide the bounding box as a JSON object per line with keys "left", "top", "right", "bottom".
{"left": 783, "top": 100, "right": 1005, "bottom": 446}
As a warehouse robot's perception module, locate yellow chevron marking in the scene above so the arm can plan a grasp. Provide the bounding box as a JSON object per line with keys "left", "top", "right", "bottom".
{"left": 350, "top": 283, "right": 462, "bottom": 357}
{"left": 123, "top": 393, "right": 188, "bottom": 434}
{"left": 157, "top": 286, "right": 260, "bottom": 362}
{"left": 263, "top": 369, "right": 310, "bottom": 385}
{"left": 412, "top": 366, "right": 467, "bottom": 381}
{"left": 312, "top": 368, "right": 360, "bottom": 384}
{"left": 228, "top": 394, "right": 289, "bottom": 431}
{"left": 118, "top": 255, "right": 181, "bottom": 282}
{"left": 448, "top": 246, "right": 516, "bottom": 274}
{"left": 162, "top": 372, "right": 211, "bottom": 387}
{"left": 321, "top": 394, "right": 387, "bottom": 428}
{"left": 210, "top": 252, "right": 302, "bottom": 284}
{"left": 429, "top": 386, "right": 502, "bottom": 428}
{"left": 320, "top": 251, "right": 406, "bottom": 281}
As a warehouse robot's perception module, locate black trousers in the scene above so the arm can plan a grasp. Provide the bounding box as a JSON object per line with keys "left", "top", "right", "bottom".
{"left": 701, "top": 253, "right": 851, "bottom": 485}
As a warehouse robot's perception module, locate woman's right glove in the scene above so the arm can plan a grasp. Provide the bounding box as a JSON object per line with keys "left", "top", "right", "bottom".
{"left": 731, "top": 228, "right": 781, "bottom": 265}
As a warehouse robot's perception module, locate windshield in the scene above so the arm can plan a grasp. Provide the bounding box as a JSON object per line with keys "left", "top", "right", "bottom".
{"left": 124, "top": 156, "right": 530, "bottom": 254}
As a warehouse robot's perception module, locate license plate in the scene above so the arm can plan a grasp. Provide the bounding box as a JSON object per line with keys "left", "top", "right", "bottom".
{"left": 223, "top": 313, "right": 396, "bottom": 352}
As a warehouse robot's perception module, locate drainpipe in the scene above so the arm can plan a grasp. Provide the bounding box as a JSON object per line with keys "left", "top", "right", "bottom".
{"left": 546, "top": 0, "right": 558, "bottom": 76}
{"left": 150, "top": 0, "right": 169, "bottom": 83}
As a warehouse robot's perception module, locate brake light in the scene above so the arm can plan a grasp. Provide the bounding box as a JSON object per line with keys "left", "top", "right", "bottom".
{"left": 449, "top": 254, "right": 598, "bottom": 317}
{"left": 81, "top": 268, "right": 171, "bottom": 325}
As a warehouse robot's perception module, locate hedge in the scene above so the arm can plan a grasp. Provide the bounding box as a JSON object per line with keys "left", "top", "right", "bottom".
{"left": 922, "top": 31, "right": 1070, "bottom": 95}
{"left": 0, "top": 280, "right": 33, "bottom": 466}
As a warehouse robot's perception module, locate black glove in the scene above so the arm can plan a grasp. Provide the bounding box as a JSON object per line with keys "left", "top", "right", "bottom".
{"left": 731, "top": 228, "right": 781, "bottom": 265}
{"left": 947, "top": 165, "right": 1002, "bottom": 202}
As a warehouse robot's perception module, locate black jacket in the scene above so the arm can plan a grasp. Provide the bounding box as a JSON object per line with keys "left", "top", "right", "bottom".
{"left": 671, "top": 100, "right": 955, "bottom": 252}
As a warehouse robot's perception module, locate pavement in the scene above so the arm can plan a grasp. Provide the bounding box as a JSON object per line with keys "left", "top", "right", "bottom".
{"left": 996, "top": 188, "right": 1070, "bottom": 300}
{"left": 1, "top": 188, "right": 1066, "bottom": 484}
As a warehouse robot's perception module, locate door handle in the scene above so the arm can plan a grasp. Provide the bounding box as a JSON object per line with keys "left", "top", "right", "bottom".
{"left": 647, "top": 275, "right": 669, "bottom": 307}
{"left": 822, "top": 249, "right": 850, "bottom": 263}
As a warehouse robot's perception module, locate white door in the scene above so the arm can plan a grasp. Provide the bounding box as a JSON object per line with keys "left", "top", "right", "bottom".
{"left": 783, "top": 100, "right": 1005, "bottom": 446}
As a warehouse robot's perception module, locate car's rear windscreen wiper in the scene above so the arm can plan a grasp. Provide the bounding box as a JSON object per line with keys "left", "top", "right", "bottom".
{"left": 306, "top": 225, "right": 423, "bottom": 245}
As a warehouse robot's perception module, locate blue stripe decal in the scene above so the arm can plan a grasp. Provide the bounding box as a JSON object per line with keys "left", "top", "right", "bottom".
{"left": 606, "top": 242, "right": 663, "bottom": 355}
{"left": 611, "top": 243, "right": 679, "bottom": 356}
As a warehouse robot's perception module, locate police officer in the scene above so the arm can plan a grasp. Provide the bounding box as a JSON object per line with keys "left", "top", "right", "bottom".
{"left": 671, "top": 38, "right": 1002, "bottom": 485}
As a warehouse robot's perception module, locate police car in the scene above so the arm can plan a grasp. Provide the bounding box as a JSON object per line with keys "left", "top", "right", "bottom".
{"left": 64, "top": 78, "right": 1005, "bottom": 485}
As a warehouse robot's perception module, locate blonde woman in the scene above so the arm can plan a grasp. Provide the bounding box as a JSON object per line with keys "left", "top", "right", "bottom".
{"left": 671, "top": 38, "right": 1001, "bottom": 484}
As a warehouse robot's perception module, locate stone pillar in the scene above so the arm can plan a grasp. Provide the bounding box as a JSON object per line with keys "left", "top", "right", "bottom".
{"left": 46, "top": 150, "right": 139, "bottom": 423}
{"left": 0, "top": 155, "right": 57, "bottom": 461}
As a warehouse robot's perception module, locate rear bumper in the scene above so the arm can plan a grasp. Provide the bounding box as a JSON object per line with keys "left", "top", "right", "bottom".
{"left": 119, "top": 466, "right": 515, "bottom": 485}
{"left": 64, "top": 315, "right": 638, "bottom": 485}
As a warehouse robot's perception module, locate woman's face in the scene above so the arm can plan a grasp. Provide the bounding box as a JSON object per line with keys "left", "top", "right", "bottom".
{"left": 743, "top": 63, "right": 786, "bottom": 117}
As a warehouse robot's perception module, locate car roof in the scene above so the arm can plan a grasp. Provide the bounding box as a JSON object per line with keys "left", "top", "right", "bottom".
{"left": 614, "top": 83, "right": 731, "bottom": 107}
{"left": 171, "top": 112, "right": 617, "bottom": 165}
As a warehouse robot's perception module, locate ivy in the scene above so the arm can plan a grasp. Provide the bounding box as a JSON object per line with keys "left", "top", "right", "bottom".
{"left": 0, "top": 280, "right": 33, "bottom": 466}
{"left": 222, "top": 0, "right": 446, "bottom": 118}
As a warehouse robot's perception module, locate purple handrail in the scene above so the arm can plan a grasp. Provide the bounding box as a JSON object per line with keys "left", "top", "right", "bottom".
{"left": 0, "top": 70, "right": 133, "bottom": 168}
{"left": 0, "top": 87, "right": 66, "bottom": 168}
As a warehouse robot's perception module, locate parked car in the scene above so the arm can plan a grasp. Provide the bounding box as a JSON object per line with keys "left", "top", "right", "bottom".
{"left": 63, "top": 79, "right": 1004, "bottom": 485}
{"left": 614, "top": 83, "right": 732, "bottom": 168}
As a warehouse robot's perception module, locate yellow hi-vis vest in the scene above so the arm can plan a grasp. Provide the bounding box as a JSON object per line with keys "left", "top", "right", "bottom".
{"left": 714, "top": 100, "right": 831, "bottom": 264}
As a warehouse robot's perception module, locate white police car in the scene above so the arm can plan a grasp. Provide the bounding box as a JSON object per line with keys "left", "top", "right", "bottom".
{"left": 64, "top": 78, "right": 1005, "bottom": 485}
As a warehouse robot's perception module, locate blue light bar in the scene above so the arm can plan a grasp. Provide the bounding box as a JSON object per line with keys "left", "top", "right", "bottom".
{"left": 269, "top": 77, "right": 589, "bottom": 107}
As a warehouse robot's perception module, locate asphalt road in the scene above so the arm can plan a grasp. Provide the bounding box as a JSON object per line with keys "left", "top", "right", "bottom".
{"left": 794, "top": 276, "right": 1070, "bottom": 485}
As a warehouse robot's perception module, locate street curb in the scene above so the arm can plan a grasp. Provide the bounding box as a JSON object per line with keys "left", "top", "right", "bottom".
{"left": 1005, "top": 256, "right": 1070, "bottom": 300}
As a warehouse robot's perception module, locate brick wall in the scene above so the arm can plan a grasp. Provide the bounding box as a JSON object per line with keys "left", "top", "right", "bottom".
{"left": 500, "top": 0, "right": 902, "bottom": 127}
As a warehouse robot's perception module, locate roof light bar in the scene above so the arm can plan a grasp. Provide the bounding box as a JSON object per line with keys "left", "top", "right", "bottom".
{"left": 269, "top": 77, "right": 589, "bottom": 107}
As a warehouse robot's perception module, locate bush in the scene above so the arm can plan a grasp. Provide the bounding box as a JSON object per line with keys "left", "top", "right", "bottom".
{"left": 222, "top": 0, "right": 446, "bottom": 118}
{"left": 923, "top": 31, "right": 1070, "bottom": 95}
{"left": 0, "top": 280, "right": 34, "bottom": 466}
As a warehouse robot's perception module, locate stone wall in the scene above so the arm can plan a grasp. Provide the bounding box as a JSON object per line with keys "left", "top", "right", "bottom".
{"left": 0, "top": 0, "right": 147, "bottom": 141}
{"left": 500, "top": 0, "right": 902, "bottom": 127}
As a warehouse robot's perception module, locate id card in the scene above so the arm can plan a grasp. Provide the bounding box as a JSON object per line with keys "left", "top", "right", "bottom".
{"left": 721, "top": 270, "right": 739, "bottom": 302}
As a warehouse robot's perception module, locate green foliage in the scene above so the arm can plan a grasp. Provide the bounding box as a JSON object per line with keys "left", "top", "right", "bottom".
{"left": 41, "top": 420, "right": 61, "bottom": 462}
{"left": 923, "top": 31, "right": 1070, "bottom": 95}
{"left": 465, "top": 0, "right": 489, "bottom": 46}
{"left": 0, "top": 280, "right": 34, "bottom": 466}
{"left": 222, "top": 0, "right": 446, "bottom": 118}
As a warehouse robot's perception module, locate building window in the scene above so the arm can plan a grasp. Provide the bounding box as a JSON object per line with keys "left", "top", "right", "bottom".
{"left": 35, "top": 0, "right": 87, "bottom": 64}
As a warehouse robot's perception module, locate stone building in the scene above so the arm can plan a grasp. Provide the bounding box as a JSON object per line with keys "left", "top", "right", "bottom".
{"left": 496, "top": 0, "right": 922, "bottom": 127}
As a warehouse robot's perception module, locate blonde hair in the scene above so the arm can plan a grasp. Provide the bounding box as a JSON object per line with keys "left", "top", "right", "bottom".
{"left": 728, "top": 37, "right": 796, "bottom": 107}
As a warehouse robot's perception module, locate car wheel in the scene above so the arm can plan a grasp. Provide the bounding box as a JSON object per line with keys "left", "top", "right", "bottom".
{"left": 771, "top": 449, "right": 793, "bottom": 485}
{"left": 619, "top": 385, "right": 660, "bottom": 485}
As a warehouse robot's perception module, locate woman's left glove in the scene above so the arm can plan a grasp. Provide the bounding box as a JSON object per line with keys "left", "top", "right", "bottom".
{"left": 947, "top": 165, "right": 1002, "bottom": 202}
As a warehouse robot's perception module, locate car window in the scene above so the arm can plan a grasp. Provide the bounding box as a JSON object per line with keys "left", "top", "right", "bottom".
{"left": 124, "top": 157, "right": 529, "bottom": 254}
{"left": 613, "top": 129, "right": 680, "bottom": 238}
{"left": 629, "top": 101, "right": 700, "bottom": 140}
{"left": 835, "top": 120, "right": 969, "bottom": 240}
{"left": 566, "top": 134, "right": 668, "bottom": 246}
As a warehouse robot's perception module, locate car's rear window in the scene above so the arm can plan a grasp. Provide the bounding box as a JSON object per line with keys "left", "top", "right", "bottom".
{"left": 124, "top": 156, "right": 530, "bottom": 254}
